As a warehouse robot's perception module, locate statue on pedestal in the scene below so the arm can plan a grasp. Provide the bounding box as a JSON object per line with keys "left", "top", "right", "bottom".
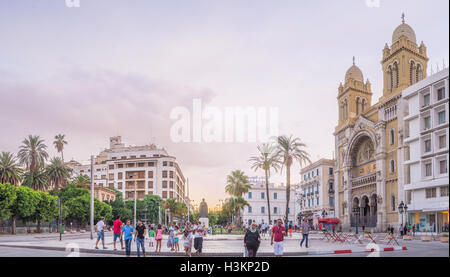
{"left": 198, "top": 198, "right": 209, "bottom": 227}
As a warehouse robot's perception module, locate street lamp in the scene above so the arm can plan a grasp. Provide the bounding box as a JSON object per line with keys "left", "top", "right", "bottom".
{"left": 398, "top": 201, "right": 405, "bottom": 226}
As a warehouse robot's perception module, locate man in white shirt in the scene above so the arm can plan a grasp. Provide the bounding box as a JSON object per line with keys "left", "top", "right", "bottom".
{"left": 95, "top": 217, "right": 107, "bottom": 250}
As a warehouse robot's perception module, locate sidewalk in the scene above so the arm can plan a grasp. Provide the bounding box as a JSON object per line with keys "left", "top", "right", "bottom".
{"left": 0, "top": 231, "right": 413, "bottom": 256}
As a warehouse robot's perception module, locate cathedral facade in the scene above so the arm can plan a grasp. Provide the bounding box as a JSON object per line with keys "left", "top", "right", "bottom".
{"left": 333, "top": 15, "right": 429, "bottom": 231}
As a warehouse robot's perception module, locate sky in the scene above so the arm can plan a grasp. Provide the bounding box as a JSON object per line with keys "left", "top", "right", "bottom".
{"left": 0, "top": 0, "right": 449, "bottom": 208}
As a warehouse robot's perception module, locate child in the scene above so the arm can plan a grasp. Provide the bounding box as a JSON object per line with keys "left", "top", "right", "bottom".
{"left": 148, "top": 225, "right": 155, "bottom": 248}
{"left": 183, "top": 229, "right": 193, "bottom": 257}
{"left": 155, "top": 224, "right": 163, "bottom": 252}
{"left": 173, "top": 225, "right": 180, "bottom": 252}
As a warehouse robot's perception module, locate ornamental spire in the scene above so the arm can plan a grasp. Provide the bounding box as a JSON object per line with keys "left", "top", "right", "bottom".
{"left": 402, "top": 13, "right": 405, "bottom": 24}
{"left": 353, "top": 56, "right": 355, "bottom": 65}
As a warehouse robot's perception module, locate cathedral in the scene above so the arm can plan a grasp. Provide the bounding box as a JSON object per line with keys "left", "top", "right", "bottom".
{"left": 333, "top": 14, "right": 429, "bottom": 231}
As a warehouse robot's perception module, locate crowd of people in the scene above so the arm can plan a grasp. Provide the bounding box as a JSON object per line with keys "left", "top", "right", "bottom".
{"left": 95, "top": 216, "right": 211, "bottom": 257}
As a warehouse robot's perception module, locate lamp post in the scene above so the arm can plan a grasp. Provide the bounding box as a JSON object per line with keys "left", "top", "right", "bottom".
{"left": 398, "top": 201, "right": 405, "bottom": 226}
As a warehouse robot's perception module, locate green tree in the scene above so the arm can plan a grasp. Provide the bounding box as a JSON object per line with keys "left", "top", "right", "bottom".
{"left": 143, "top": 194, "right": 163, "bottom": 223}
{"left": 22, "top": 168, "right": 49, "bottom": 191}
{"left": 0, "top": 183, "right": 17, "bottom": 221}
{"left": 10, "top": 186, "right": 40, "bottom": 234}
{"left": 228, "top": 197, "right": 250, "bottom": 227}
{"left": 275, "top": 135, "right": 311, "bottom": 223}
{"left": 63, "top": 194, "right": 112, "bottom": 227}
{"left": 32, "top": 191, "right": 58, "bottom": 233}
{"left": 163, "top": 198, "right": 178, "bottom": 223}
{"left": 46, "top": 157, "right": 71, "bottom": 192}
{"left": 108, "top": 191, "right": 132, "bottom": 223}
{"left": 17, "top": 135, "right": 49, "bottom": 172}
{"left": 0, "top": 152, "right": 23, "bottom": 186}
{"left": 249, "top": 143, "right": 281, "bottom": 224}
{"left": 53, "top": 134, "right": 68, "bottom": 163}
{"left": 225, "top": 170, "right": 251, "bottom": 227}
{"left": 58, "top": 183, "right": 89, "bottom": 202}
{"left": 72, "top": 174, "right": 91, "bottom": 188}
{"left": 225, "top": 170, "right": 251, "bottom": 197}
{"left": 208, "top": 213, "right": 219, "bottom": 226}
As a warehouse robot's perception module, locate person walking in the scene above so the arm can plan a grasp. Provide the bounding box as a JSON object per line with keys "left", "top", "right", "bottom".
{"left": 412, "top": 224, "right": 416, "bottom": 237}
{"left": 95, "top": 217, "right": 107, "bottom": 250}
{"left": 122, "top": 220, "right": 134, "bottom": 257}
{"left": 403, "top": 224, "right": 408, "bottom": 237}
{"left": 244, "top": 223, "right": 261, "bottom": 257}
{"left": 300, "top": 218, "right": 310, "bottom": 248}
{"left": 155, "top": 224, "right": 163, "bottom": 252}
{"left": 399, "top": 224, "right": 404, "bottom": 237}
{"left": 270, "top": 219, "right": 286, "bottom": 257}
{"left": 148, "top": 225, "right": 155, "bottom": 248}
{"left": 194, "top": 226, "right": 204, "bottom": 256}
{"left": 113, "top": 216, "right": 123, "bottom": 251}
{"left": 183, "top": 228, "right": 193, "bottom": 257}
{"left": 134, "top": 219, "right": 146, "bottom": 257}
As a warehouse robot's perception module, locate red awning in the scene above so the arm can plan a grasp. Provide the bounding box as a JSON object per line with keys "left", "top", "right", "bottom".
{"left": 318, "top": 218, "right": 340, "bottom": 224}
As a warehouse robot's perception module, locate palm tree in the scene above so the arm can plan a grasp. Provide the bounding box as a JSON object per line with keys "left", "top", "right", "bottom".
{"left": 53, "top": 134, "right": 68, "bottom": 163}
{"left": 225, "top": 170, "right": 251, "bottom": 227}
{"left": 275, "top": 135, "right": 311, "bottom": 223}
{"left": 22, "top": 168, "right": 49, "bottom": 191}
{"left": 249, "top": 143, "right": 281, "bottom": 224}
{"left": 0, "top": 152, "right": 23, "bottom": 186}
{"left": 225, "top": 170, "right": 251, "bottom": 197}
{"left": 72, "top": 174, "right": 91, "bottom": 188}
{"left": 17, "top": 135, "right": 49, "bottom": 172}
{"left": 228, "top": 197, "right": 250, "bottom": 227}
{"left": 46, "top": 157, "right": 70, "bottom": 192}
{"left": 163, "top": 198, "right": 178, "bottom": 224}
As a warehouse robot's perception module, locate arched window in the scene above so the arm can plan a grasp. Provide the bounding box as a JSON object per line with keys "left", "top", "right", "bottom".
{"left": 390, "top": 159, "right": 395, "bottom": 173}
{"left": 410, "top": 61, "right": 416, "bottom": 85}
{"left": 393, "top": 62, "right": 399, "bottom": 89}
{"left": 391, "top": 195, "right": 396, "bottom": 212}
{"left": 356, "top": 97, "right": 360, "bottom": 115}
{"left": 387, "top": 65, "right": 393, "bottom": 91}
{"left": 389, "top": 129, "right": 395, "bottom": 145}
{"left": 416, "top": 64, "right": 423, "bottom": 82}
{"left": 362, "top": 99, "right": 367, "bottom": 112}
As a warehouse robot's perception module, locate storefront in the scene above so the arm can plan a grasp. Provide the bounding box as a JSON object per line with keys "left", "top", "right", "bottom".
{"left": 408, "top": 210, "right": 449, "bottom": 233}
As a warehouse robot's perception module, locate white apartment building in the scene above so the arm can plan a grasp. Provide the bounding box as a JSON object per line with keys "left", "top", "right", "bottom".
{"left": 68, "top": 136, "right": 188, "bottom": 205}
{"left": 242, "top": 176, "right": 295, "bottom": 225}
{"left": 296, "top": 159, "right": 336, "bottom": 226}
{"left": 400, "top": 68, "right": 449, "bottom": 233}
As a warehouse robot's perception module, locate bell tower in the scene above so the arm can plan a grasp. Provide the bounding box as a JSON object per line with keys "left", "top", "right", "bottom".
{"left": 337, "top": 57, "right": 373, "bottom": 128}
{"left": 381, "top": 14, "right": 428, "bottom": 98}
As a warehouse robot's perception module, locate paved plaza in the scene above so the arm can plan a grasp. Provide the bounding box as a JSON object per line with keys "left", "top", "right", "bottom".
{"left": 0, "top": 231, "right": 447, "bottom": 257}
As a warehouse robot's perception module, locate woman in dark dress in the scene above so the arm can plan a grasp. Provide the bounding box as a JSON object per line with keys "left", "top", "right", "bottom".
{"left": 244, "top": 223, "right": 262, "bottom": 257}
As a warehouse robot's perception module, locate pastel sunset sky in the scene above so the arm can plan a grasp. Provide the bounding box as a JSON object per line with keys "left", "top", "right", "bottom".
{"left": 0, "top": 0, "right": 448, "bottom": 207}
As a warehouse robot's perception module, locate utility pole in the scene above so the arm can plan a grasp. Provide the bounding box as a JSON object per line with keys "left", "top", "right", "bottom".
{"left": 158, "top": 205, "right": 161, "bottom": 224}
{"left": 187, "top": 178, "right": 190, "bottom": 222}
{"left": 90, "top": 155, "right": 94, "bottom": 240}
{"left": 132, "top": 175, "right": 137, "bottom": 228}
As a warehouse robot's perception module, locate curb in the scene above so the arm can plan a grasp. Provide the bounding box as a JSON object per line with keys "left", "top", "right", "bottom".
{"left": 308, "top": 246, "right": 408, "bottom": 255}
{"left": 0, "top": 244, "right": 407, "bottom": 257}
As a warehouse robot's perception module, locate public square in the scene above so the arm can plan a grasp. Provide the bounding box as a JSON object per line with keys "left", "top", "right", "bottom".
{"left": 0, "top": 231, "right": 447, "bottom": 257}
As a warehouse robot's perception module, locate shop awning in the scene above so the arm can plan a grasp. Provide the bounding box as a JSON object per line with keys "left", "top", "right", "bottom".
{"left": 318, "top": 218, "right": 340, "bottom": 224}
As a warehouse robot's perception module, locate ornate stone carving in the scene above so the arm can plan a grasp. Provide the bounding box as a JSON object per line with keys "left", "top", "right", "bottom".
{"left": 377, "top": 195, "right": 383, "bottom": 204}
{"left": 343, "top": 201, "right": 348, "bottom": 209}
{"left": 356, "top": 139, "right": 375, "bottom": 165}
{"left": 375, "top": 133, "right": 381, "bottom": 146}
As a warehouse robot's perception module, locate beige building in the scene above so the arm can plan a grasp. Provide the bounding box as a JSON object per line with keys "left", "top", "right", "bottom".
{"left": 68, "top": 136, "right": 188, "bottom": 205}
{"left": 92, "top": 186, "right": 117, "bottom": 202}
{"left": 296, "top": 159, "right": 335, "bottom": 225}
{"left": 334, "top": 14, "right": 429, "bottom": 231}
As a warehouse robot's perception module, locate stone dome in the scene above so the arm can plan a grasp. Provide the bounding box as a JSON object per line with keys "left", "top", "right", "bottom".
{"left": 345, "top": 64, "right": 364, "bottom": 82}
{"left": 392, "top": 22, "right": 416, "bottom": 44}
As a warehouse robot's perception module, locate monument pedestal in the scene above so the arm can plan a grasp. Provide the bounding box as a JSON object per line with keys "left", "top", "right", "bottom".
{"left": 199, "top": 217, "right": 209, "bottom": 228}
